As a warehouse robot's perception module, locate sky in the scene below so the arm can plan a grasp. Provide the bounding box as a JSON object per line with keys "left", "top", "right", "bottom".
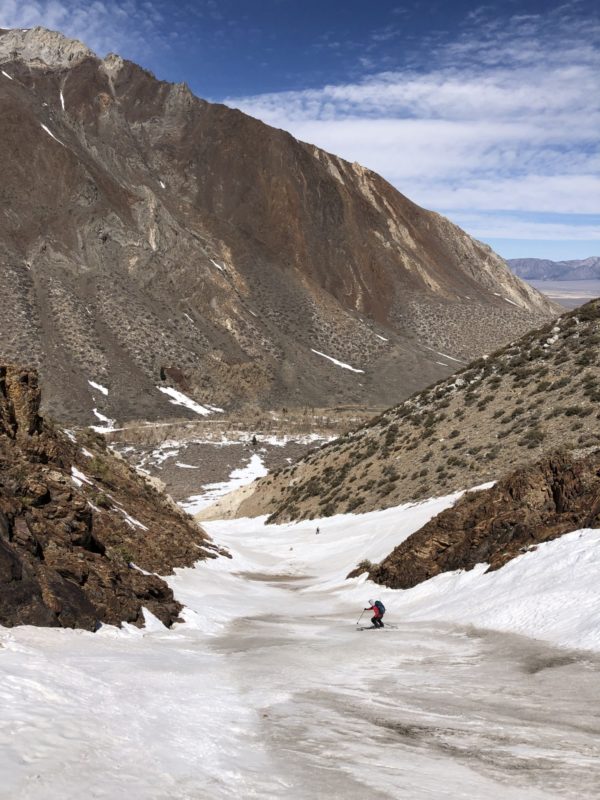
{"left": 0, "top": 0, "right": 599, "bottom": 261}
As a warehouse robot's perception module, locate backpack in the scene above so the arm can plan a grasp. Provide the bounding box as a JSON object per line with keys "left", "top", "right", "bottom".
{"left": 374, "top": 600, "right": 385, "bottom": 616}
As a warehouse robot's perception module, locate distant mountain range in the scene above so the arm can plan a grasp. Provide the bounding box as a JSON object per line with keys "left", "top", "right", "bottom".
{"left": 508, "top": 257, "right": 600, "bottom": 280}
{"left": 0, "top": 27, "right": 556, "bottom": 425}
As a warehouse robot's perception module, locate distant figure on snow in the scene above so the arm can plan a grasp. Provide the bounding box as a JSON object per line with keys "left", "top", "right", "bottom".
{"left": 315, "top": 526, "right": 320, "bottom": 535}
{"left": 365, "top": 599, "right": 385, "bottom": 628}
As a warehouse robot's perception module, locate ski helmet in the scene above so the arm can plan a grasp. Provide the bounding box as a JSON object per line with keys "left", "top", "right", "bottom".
{"left": 368, "top": 599, "right": 375, "bottom": 606}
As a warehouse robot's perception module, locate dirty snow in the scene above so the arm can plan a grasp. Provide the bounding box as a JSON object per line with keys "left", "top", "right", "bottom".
{"left": 88, "top": 380, "right": 109, "bottom": 396}
{"left": 310, "top": 349, "right": 364, "bottom": 373}
{"left": 2, "top": 484, "right": 600, "bottom": 799}
{"left": 157, "top": 386, "right": 224, "bottom": 417}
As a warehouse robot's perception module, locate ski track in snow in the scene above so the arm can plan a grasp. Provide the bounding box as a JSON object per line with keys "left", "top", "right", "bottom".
{"left": 2, "top": 482, "right": 600, "bottom": 798}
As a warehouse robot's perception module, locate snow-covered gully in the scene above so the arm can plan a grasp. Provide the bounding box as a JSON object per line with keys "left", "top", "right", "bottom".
{"left": 1, "top": 495, "right": 600, "bottom": 798}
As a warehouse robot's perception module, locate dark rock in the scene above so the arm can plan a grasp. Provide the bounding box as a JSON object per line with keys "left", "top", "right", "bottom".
{"left": 0, "top": 362, "right": 221, "bottom": 630}
{"left": 359, "top": 450, "right": 600, "bottom": 589}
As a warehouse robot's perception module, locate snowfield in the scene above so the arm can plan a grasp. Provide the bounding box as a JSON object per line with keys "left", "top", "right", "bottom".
{"left": 1, "top": 489, "right": 600, "bottom": 798}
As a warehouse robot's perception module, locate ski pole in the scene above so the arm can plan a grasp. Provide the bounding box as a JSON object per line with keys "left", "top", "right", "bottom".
{"left": 356, "top": 610, "right": 365, "bottom": 625}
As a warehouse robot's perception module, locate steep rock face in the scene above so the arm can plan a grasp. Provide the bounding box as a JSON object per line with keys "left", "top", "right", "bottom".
{"left": 233, "top": 300, "right": 600, "bottom": 522}
{"left": 356, "top": 450, "right": 600, "bottom": 589}
{"left": 0, "top": 363, "right": 220, "bottom": 630}
{"left": 0, "top": 27, "right": 557, "bottom": 424}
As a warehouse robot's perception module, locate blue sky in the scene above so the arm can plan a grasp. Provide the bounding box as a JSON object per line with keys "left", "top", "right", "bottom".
{"left": 1, "top": 0, "right": 599, "bottom": 260}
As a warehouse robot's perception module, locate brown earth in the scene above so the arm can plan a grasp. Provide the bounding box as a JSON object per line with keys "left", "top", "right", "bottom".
{"left": 352, "top": 449, "right": 600, "bottom": 589}
{"left": 0, "top": 363, "right": 221, "bottom": 631}
{"left": 233, "top": 299, "right": 600, "bottom": 522}
{"left": 0, "top": 27, "right": 557, "bottom": 426}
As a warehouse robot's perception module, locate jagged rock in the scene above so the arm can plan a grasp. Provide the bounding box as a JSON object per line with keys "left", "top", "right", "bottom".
{"left": 0, "top": 362, "right": 221, "bottom": 630}
{"left": 357, "top": 450, "right": 600, "bottom": 589}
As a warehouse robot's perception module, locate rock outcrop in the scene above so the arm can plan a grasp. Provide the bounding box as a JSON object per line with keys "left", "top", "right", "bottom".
{"left": 355, "top": 449, "right": 600, "bottom": 589}
{"left": 0, "top": 27, "right": 557, "bottom": 424}
{"left": 0, "top": 364, "right": 221, "bottom": 630}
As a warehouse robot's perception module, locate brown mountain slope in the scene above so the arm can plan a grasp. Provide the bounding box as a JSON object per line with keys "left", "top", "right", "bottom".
{"left": 0, "top": 27, "right": 556, "bottom": 425}
{"left": 0, "top": 363, "right": 221, "bottom": 630}
{"left": 352, "top": 449, "right": 600, "bottom": 589}
{"left": 230, "top": 300, "right": 600, "bottom": 522}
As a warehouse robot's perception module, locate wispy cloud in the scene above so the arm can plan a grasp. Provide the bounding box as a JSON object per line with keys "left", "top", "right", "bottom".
{"left": 0, "top": 0, "right": 167, "bottom": 58}
{"left": 225, "top": 4, "right": 600, "bottom": 244}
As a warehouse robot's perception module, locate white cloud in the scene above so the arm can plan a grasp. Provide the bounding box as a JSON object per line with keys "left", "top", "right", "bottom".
{"left": 225, "top": 6, "right": 600, "bottom": 243}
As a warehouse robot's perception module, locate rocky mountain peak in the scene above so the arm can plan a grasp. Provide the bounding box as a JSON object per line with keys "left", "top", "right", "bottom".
{"left": 0, "top": 26, "right": 95, "bottom": 70}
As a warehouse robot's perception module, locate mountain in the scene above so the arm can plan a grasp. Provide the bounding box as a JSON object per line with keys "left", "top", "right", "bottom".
{"left": 220, "top": 299, "right": 600, "bottom": 522}
{"left": 508, "top": 257, "right": 600, "bottom": 280}
{"left": 0, "top": 362, "right": 220, "bottom": 630}
{"left": 0, "top": 27, "right": 557, "bottom": 426}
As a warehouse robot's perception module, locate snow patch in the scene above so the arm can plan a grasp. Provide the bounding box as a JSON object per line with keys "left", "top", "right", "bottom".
{"left": 157, "top": 386, "right": 224, "bottom": 417}
{"left": 210, "top": 259, "right": 225, "bottom": 272}
{"left": 71, "top": 466, "right": 93, "bottom": 488}
{"left": 40, "top": 124, "right": 64, "bottom": 146}
{"left": 59, "top": 89, "right": 65, "bottom": 111}
{"left": 181, "top": 454, "right": 268, "bottom": 514}
{"left": 88, "top": 380, "right": 108, "bottom": 396}
{"left": 311, "top": 349, "right": 364, "bottom": 373}
{"left": 1, "top": 70, "right": 13, "bottom": 80}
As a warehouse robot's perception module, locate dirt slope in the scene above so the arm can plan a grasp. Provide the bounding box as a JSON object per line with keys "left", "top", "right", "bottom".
{"left": 0, "top": 27, "right": 556, "bottom": 425}
{"left": 235, "top": 300, "right": 600, "bottom": 521}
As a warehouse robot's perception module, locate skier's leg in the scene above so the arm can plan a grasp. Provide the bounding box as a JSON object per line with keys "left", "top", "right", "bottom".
{"left": 371, "top": 616, "right": 378, "bottom": 627}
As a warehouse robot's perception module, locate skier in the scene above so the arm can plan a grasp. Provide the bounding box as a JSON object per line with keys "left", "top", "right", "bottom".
{"left": 365, "top": 599, "right": 385, "bottom": 628}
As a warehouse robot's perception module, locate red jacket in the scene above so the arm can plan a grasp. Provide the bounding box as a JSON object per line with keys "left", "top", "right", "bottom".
{"left": 368, "top": 604, "right": 381, "bottom": 618}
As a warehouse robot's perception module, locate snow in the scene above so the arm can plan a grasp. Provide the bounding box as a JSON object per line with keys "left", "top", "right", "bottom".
{"left": 210, "top": 258, "right": 225, "bottom": 272}
{"left": 59, "top": 89, "right": 65, "bottom": 111}
{"left": 157, "top": 386, "right": 224, "bottom": 417}
{"left": 436, "top": 351, "right": 464, "bottom": 363}
{"left": 183, "top": 312, "right": 195, "bottom": 324}
{"left": 1, "top": 69, "right": 13, "bottom": 80}
{"left": 80, "top": 448, "right": 94, "bottom": 459}
{"left": 375, "top": 333, "right": 388, "bottom": 341}
{"left": 62, "top": 429, "right": 77, "bottom": 443}
{"left": 40, "top": 124, "right": 64, "bottom": 146}
{"left": 159, "top": 180, "right": 166, "bottom": 189}
{"left": 2, "top": 482, "right": 599, "bottom": 798}
{"left": 175, "top": 462, "right": 200, "bottom": 469}
{"left": 504, "top": 297, "right": 519, "bottom": 306}
{"left": 310, "top": 349, "right": 365, "bottom": 373}
{"left": 91, "top": 408, "right": 118, "bottom": 434}
{"left": 181, "top": 453, "right": 268, "bottom": 514}
{"left": 71, "top": 466, "right": 92, "bottom": 487}
{"left": 88, "top": 380, "right": 109, "bottom": 396}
